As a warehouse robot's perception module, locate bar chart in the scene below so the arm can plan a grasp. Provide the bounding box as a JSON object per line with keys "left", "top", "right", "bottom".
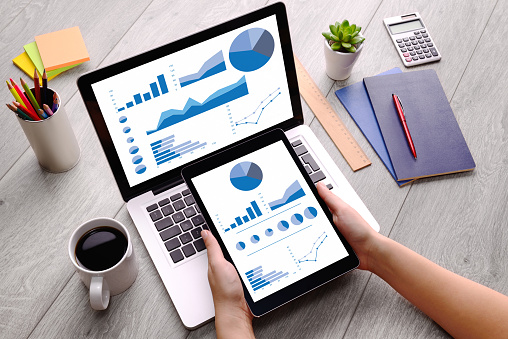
{"left": 116, "top": 73, "right": 170, "bottom": 112}
{"left": 150, "top": 134, "right": 207, "bottom": 166}
{"left": 245, "top": 265, "right": 289, "bottom": 292}
{"left": 224, "top": 200, "right": 263, "bottom": 232}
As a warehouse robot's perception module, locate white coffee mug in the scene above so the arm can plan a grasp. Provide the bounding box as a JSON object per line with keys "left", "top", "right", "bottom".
{"left": 68, "top": 217, "right": 138, "bottom": 310}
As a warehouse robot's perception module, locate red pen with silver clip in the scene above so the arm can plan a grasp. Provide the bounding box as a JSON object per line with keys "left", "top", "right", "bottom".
{"left": 392, "top": 94, "right": 417, "bottom": 159}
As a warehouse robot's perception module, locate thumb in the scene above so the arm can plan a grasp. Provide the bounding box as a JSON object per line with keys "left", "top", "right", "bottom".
{"left": 316, "top": 182, "right": 346, "bottom": 215}
{"left": 201, "top": 230, "right": 224, "bottom": 264}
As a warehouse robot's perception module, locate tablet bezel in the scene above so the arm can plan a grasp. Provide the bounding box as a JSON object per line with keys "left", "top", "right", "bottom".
{"left": 77, "top": 2, "right": 303, "bottom": 202}
{"left": 181, "top": 129, "right": 359, "bottom": 316}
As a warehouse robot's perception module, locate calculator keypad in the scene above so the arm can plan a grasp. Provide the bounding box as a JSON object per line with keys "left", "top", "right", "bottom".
{"left": 395, "top": 29, "right": 440, "bottom": 66}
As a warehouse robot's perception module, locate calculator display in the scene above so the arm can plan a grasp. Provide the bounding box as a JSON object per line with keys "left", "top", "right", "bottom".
{"left": 389, "top": 19, "right": 423, "bottom": 34}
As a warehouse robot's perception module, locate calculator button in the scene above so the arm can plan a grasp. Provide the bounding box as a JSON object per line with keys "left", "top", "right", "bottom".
{"left": 409, "top": 36, "right": 416, "bottom": 40}
{"left": 400, "top": 48, "right": 407, "bottom": 52}
{"left": 398, "top": 43, "right": 405, "bottom": 48}
{"left": 420, "top": 44, "right": 426, "bottom": 48}
{"left": 410, "top": 51, "right": 416, "bottom": 56}
{"left": 411, "top": 41, "right": 418, "bottom": 45}
{"left": 396, "top": 39, "right": 403, "bottom": 43}
{"left": 419, "top": 55, "right": 425, "bottom": 59}
{"left": 405, "top": 42, "right": 411, "bottom": 46}
{"left": 425, "top": 38, "right": 431, "bottom": 42}
{"left": 425, "top": 53, "right": 432, "bottom": 58}
{"left": 418, "top": 39, "right": 424, "bottom": 44}
{"left": 405, "top": 57, "right": 412, "bottom": 62}
{"left": 420, "top": 30, "right": 426, "bottom": 33}
{"left": 422, "top": 33, "right": 429, "bottom": 38}
{"left": 403, "top": 37, "right": 409, "bottom": 42}
{"left": 403, "top": 52, "right": 409, "bottom": 57}
{"left": 416, "top": 35, "right": 422, "bottom": 39}
{"left": 423, "top": 48, "right": 429, "bottom": 53}
{"left": 407, "top": 46, "right": 414, "bottom": 51}
{"left": 430, "top": 47, "right": 439, "bottom": 56}
{"left": 412, "top": 56, "right": 418, "bottom": 61}
{"left": 414, "top": 46, "right": 420, "bottom": 50}
{"left": 417, "top": 50, "right": 423, "bottom": 54}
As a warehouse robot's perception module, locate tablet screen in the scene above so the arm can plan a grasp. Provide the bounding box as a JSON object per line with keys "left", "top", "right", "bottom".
{"left": 191, "top": 140, "right": 350, "bottom": 302}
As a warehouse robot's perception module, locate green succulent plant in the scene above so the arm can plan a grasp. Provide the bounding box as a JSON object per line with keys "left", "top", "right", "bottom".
{"left": 322, "top": 20, "right": 365, "bottom": 53}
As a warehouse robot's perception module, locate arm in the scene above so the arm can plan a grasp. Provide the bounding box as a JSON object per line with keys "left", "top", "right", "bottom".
{"left": 201, "top": 230, "right": 255, "bottom": 339}
{"left": 316, "top": 182, "right": 508, "bottom": 338}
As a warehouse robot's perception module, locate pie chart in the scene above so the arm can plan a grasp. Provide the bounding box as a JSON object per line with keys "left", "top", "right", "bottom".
{"left": 229, "top": 28, "right": 274, "bottom": 72}
{"left": 230, "top": 161, "right": 263, "bottom": 191}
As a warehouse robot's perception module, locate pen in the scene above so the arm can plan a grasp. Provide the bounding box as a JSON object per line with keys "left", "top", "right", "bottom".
{"left": 392, "top": 94, "right": 417, "bottom": 159}
{"left": 34, "top": 69, "right": 41, "bottom": 107}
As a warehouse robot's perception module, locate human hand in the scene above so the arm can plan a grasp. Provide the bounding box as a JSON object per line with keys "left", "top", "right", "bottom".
{"left": 201, "top": 230, "right": 254, "bottom": 338}
{"left": 316, "top": 182, "right": 381, "bottom": 271}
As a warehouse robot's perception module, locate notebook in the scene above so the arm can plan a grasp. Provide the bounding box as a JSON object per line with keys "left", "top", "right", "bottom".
{"left": 77, "top": 2, "right": 379, "bottom": 329}
{"left": 364, "top": 69, "right": 475, "bottom": 180}
{"left": 335, "top": 68, "right": 413, "bottom": 186}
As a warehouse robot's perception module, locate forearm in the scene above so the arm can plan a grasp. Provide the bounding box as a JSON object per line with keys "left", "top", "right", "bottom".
{"left": 370, "top": 236, "right": 508, "bottom": 338}
{"left": 215, "top": 305, "right": 255, "bottom": 339}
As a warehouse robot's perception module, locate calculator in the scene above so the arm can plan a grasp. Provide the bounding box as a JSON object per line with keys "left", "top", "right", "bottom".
{"left": 384, "top": 12, "right": 441, "bottom": 67}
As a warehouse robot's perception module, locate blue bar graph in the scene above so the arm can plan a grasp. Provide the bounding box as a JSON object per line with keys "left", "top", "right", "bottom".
{"left": 242, "top": 215, "right": 249, "bottom": 223}
{"left": 246, "top": 207, "right": 256, "bottom": 220}
{"left": 251, "top": 201, "right": 262, "bottom": 217}
{"left": 245, "top": 266, "right": 289, "bottom": 291}
{"left": 235, "top": 217, "right": 243, "bottom": 226}
{"left": 229, "top": 200, "right": 263, "bottom": 230}
{"left": 134, "top": 94, "right": 142, "bottom": 105}
{"left": 158, "top": 74, "right": 168, "bottom": 94}
{"left": 150, "top": 82, "right": 160, "bottom": 98}
{"left": 126, "top": 101, "right": 134, "bottom": 108}
{"left": 150, "top": 136, "right": 207, "bottom": 165}
{"left": 143, "top": 92, "right": 151, "bottom": 101}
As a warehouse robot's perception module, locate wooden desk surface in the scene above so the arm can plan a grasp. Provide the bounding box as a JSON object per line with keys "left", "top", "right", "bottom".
{"left": 1, "top": 0, "right": 507, "bottom": 338}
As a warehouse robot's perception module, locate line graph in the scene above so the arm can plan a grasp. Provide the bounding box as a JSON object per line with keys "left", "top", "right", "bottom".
{"left": 298, "top": 232, "right": 327, "bottom": 263}
{"left": 235, "top": 87, "right": 280, "bottom": 126}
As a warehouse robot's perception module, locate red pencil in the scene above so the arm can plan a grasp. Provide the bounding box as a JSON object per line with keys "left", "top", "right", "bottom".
{"left": 10, "top": 78, "right": 37, "bottom": 117}
{"left": 34, "top": 69, "right": 41, "bottom": 107}
{"left": 13, "top": 101, "right": 40, "bottom": 121}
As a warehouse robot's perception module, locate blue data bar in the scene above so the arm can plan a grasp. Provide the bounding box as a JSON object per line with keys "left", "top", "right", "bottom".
{"left": 143, "top": 92, "right": 151, "bottom": 101}
{"left": 230, "top": 223, "right": 237, "bottom": 229}
{"left": 158, "top": 74, "right": 168, "bottom": 94}
{"left": 235, "top": 217, "right": 243, "bottom": 226}
{"left": 126, "top": 101, "right": 134, "bottom": 108}
{"left": 150, "top": 135, "right": 175, "bottom": 147}
{"left": 251, "top": 201, "right": 262, "bottom": 217}
{"left": 245, "top": 266, "right": 262, "bottom": 276}
{"left": 134, "top": 94, "right": 142, "bottom": 104}
{"left": 117, "top": 107, "right": 125, "bottom": 112}
{"left": 150, "top": 82, "right": 160, "bottom": 98}
{"left": 246, "top": 207, "right": 256, "bottom": 220}
{"left": 242, "top": 215, "right": 249, "bottom": 223}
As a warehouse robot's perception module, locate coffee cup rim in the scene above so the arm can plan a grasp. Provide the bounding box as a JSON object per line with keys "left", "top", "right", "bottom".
{"left": 68, "top": 217, "right": 132, "bottom": 274}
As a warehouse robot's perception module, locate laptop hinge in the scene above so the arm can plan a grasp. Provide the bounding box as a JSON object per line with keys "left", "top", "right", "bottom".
{"left": 152, "top": 177, "right": 184, "bottom": 196}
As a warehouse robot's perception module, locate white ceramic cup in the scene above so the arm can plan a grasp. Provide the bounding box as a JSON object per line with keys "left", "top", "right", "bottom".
{"left": 68, "top": 217, "right": 138, "bottom": 310}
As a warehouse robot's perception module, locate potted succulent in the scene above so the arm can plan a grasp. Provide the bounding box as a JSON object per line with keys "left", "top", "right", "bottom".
{"left": 322, "top": 20, "right": 365, "bottom": 80}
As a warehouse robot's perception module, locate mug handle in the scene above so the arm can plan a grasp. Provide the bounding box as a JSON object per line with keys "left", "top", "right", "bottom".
{"left": 90, "top": 276, "right": 110, "bottom": 310}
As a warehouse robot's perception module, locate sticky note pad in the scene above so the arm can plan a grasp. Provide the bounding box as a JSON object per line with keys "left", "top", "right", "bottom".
{"left": 12, "top": 52, "right": 59, "bottom": 83}
{"left": 35, "top": 26, "right": 90, "bottom": 72}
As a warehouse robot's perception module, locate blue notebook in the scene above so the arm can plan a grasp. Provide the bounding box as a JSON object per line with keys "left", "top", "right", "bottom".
{"left": 363, "top": 70, "right": 475, "bottom": 181}
{"left": 335, "top": 68, "right": 413, "bottom": 187}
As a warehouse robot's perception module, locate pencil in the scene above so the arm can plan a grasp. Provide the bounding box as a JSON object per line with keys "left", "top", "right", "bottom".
{"left": 42, "top": 70, "right": 48, "bottom": 106}
{"left": 38, "top": 108, "right": 47, "bottom": 119}
{"left": 10, "top": 78, "right": 37, "bottom": 117}
{"left": 13, "top": 101, "right": 40, "bottom": 121}
{"left": 6, "top": 80, "right": 24, "bottom": 108}
{"left": 52, "top": 92, "right": 60, "bottom": 112}
{"left": 21, "top": 78, "right": 41, "bottom": 111}
{"left": 6, "top": 103, "right": 33, "bottom": 121}
{"left": 34, "top": 69, "right": 41, "bottom": 107}
{"left": 43, "top": 104, "right": 53, "bottom": 117}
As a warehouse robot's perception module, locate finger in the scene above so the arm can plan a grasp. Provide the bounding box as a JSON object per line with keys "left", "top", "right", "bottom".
{"left": 316, "top": 182, "right": 347, "bottom": 215}
{"left": 201, "top": 230, "right": 225, "bottom": 264}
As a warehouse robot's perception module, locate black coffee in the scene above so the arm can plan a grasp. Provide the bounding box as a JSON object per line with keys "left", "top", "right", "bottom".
{"left": 75, "top": 226, "right": 128, "bottom": 271}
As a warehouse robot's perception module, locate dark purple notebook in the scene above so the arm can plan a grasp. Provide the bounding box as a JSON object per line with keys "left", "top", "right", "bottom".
{"left": 364, "top": 69, "right": 475, "bottom": 180}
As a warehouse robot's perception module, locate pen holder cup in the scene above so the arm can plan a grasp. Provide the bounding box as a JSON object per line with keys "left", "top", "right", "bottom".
{"left": 16, "top": 88, "right": 80, "bottom": 173}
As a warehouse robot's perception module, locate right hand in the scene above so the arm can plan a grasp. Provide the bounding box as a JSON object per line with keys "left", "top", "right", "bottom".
{"left": 316, "top": 182, "right": 381, "bottom": 271}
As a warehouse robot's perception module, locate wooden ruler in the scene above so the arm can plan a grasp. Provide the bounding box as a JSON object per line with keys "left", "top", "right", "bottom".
{"left": 294, "top": 55, "right": 371, "bottom": 171}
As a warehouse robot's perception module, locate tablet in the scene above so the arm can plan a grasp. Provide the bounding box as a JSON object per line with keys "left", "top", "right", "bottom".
{"left": 181, "top": 129, "right": 359, "bottom": 316}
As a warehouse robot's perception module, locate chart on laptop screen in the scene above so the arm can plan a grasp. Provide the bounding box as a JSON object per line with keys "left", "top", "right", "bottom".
{"left": 91, "top": 15, "right": 293, "bottom": 187}
{"left": 191, "top": 141, "right": 349, "bottom": 302}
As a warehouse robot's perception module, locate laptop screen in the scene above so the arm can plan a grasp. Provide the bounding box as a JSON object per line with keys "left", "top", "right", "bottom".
{"left": 90, "top": 14, "right": 295, "bottom": 188}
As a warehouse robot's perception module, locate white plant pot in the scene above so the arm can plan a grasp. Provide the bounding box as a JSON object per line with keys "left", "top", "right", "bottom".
{"left": 324, "top": 37, "right": 364, "bottom": 80}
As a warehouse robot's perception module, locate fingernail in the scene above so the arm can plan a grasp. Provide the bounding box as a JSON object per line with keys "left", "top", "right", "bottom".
{"left": 201, "top": 230, "right": 208, "bottom": 239}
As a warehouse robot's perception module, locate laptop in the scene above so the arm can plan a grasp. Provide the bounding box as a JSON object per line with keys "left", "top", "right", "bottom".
{"left": 77, "top": 2, "right": 379, "bottom": 329}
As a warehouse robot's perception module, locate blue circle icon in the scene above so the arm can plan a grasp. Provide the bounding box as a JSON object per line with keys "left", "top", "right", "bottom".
{"left": 304, "top": 207, "right": 318, "bottom": 219}
{"left": 135, "top": 164, "right": 146, "bottom": 174}
{"left": 123, "top": 127, "right": 131, "bottom": 133}
{"left": 127, "top": 137, "right": 134, "bottom": 143}
{"left": 236, "top": 242, "right": 246, "bottom": 251}
{"left": 291, "top": 213, "right": 304, "bottom": 225}
{"left": 119, "top": 116, "right": 127, "bottom": 123}
{"left": 265, "top": 228, "right": 273, "bottom": 236}
{"left": 129, "top": 146, "right": 139, "bottom": 154}
{"left": 250, "top": 235, "right": 260, "bottom": 243}
{"left": 277, "top": 220, "right": 289, "bottom": 231}
{"left": 229, "top": 28, "right": 274, "bottom": 72}
{"left": 132, "top": 155, "right": 143, "bottom": 164}
{"left": 230, "top": 162, "right": 263, "bottom": 191}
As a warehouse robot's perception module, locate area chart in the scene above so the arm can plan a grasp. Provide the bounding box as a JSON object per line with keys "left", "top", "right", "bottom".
{"left": 179, "top": 51, "right": 226, "bottom": 88}
{"left": 147, "top": 76, "right": 249, "bottom": 135}
{"left": 268, "top": 180, "right": 306, "bottom": 210}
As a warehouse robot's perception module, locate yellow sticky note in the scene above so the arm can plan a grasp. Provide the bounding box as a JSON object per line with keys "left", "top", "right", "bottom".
{"left": 35, "top": 26, "right": 90, "bottom": 72}
{"left": 12, "top": 52, "right": 59, "bottom": 83}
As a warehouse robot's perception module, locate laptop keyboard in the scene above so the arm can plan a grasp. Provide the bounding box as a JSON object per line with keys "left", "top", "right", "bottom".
{"left": 145, "top": 137, "right": 332, "bottom": 265}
